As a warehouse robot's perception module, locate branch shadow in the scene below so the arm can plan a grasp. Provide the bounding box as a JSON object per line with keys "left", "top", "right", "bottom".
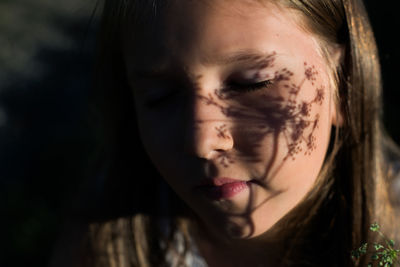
{"left": 192, "top": 52, "right": 326, "bottom": 238}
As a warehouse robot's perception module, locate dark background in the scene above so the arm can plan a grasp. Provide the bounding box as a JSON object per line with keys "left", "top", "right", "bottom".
{"left": 0, "top": 1, "right": 399, "bottom": 267}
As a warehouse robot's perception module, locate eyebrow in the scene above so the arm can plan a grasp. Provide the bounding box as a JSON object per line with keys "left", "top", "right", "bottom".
{"left": 201, "top": 50, "right": 278, "bottom": 66}
{"left": 129, "top": 50, "right": 279, "bottom": 79}
{"left": 129, "top": 62, "right": 173, "bottom": 80}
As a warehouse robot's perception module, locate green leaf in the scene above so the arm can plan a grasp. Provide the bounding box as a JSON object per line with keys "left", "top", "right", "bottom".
{"left": 370, "top": 223, "right": 380, "bottom": 232}
{"left": 374, "top": 243, "right": 384, "bottom": 251}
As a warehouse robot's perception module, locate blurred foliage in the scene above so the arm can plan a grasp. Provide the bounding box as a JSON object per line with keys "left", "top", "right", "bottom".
{"left": 0, "top": 0, "right": 98, "bottom": 266}
{"left": 0, "top": 0, "right": 95, "bottom": 87}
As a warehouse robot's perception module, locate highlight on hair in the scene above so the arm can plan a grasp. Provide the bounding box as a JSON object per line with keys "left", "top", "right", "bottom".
{"left": 67, "top": 0, "right": 400, "bottom": 266}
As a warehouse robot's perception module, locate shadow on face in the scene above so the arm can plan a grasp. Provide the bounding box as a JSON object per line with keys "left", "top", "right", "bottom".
{"left": 122, "top": 0, "right": 336, "bottom": 240}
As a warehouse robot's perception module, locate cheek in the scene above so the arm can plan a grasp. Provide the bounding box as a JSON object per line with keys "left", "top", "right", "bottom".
{"left": 234, "top": 86, "right": 332, "bottom": 238}
{"left": 269, "top": 103, "right": 331, "bottom": 191}
{"left": 134, "top": 107, "right": 193, "bottom": 202}
{"left": 133, "top": 99, "right": 184, "bottom": 173}
{"left": 226, "top": 60, "right": 333, "bottom": 207}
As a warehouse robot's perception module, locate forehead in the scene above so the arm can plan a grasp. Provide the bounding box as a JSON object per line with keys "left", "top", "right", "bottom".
{"left": 123, "top": 0, "right": 324, "bottom": 72}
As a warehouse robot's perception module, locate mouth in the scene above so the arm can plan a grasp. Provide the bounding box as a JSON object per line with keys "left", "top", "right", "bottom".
{"left": 195, "top": 177, "right": 253, "bottom": 200}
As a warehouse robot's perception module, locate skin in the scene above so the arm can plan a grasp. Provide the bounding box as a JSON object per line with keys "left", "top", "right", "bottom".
{"left": 124, "top": 0, "right": 339, "bottom": 265}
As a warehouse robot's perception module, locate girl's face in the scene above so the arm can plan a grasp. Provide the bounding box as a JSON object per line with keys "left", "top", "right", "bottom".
{"left": 124, "top": 0, "right": 338, "bottom": 240}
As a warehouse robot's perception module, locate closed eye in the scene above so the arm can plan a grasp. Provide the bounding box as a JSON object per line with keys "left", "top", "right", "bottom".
{"left": 226, "top": 80, "right": 273, "bottom": 93}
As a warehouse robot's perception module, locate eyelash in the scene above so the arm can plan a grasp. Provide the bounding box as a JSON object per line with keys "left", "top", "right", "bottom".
{"left": 226, "top": 80, "right": 273, "bottom": 93}
{"left": 144, "top": 79, "right": 273, "bottom": 108}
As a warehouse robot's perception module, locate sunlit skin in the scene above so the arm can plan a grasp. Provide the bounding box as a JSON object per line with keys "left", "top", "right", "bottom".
{"left": 124, "top": 0, "right": 339, "bottom": 265}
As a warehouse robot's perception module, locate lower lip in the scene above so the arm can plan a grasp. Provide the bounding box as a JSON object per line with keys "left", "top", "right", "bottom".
{"left": 196, "top": 181, "right": 249, "bottom": 200}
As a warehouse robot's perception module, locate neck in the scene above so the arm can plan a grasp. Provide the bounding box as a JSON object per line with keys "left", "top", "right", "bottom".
{"left": 191, "top": 220, "right": 285, "bottom": 267}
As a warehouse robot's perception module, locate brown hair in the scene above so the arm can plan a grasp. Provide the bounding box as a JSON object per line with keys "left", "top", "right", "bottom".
{"left": 66, "top": 0, "right": 400, "bottom": 266}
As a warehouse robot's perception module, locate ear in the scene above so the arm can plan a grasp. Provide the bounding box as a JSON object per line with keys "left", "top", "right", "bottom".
{"left": 330, "top": 44, "right": 344, "bottom": 67}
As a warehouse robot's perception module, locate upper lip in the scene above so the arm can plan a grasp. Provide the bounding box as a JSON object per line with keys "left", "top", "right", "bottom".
{"left": 197, "top": 177, "right": 249, "bottom": 187}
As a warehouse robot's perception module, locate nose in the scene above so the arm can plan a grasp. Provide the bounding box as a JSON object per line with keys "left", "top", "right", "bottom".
{"left": 184, "top": 94, "right": 234, "bottom": 159}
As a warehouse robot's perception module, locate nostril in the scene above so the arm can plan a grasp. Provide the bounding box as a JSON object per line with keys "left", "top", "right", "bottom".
{"left": 209, "top": 150, "right": 235, "bottom": 168}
